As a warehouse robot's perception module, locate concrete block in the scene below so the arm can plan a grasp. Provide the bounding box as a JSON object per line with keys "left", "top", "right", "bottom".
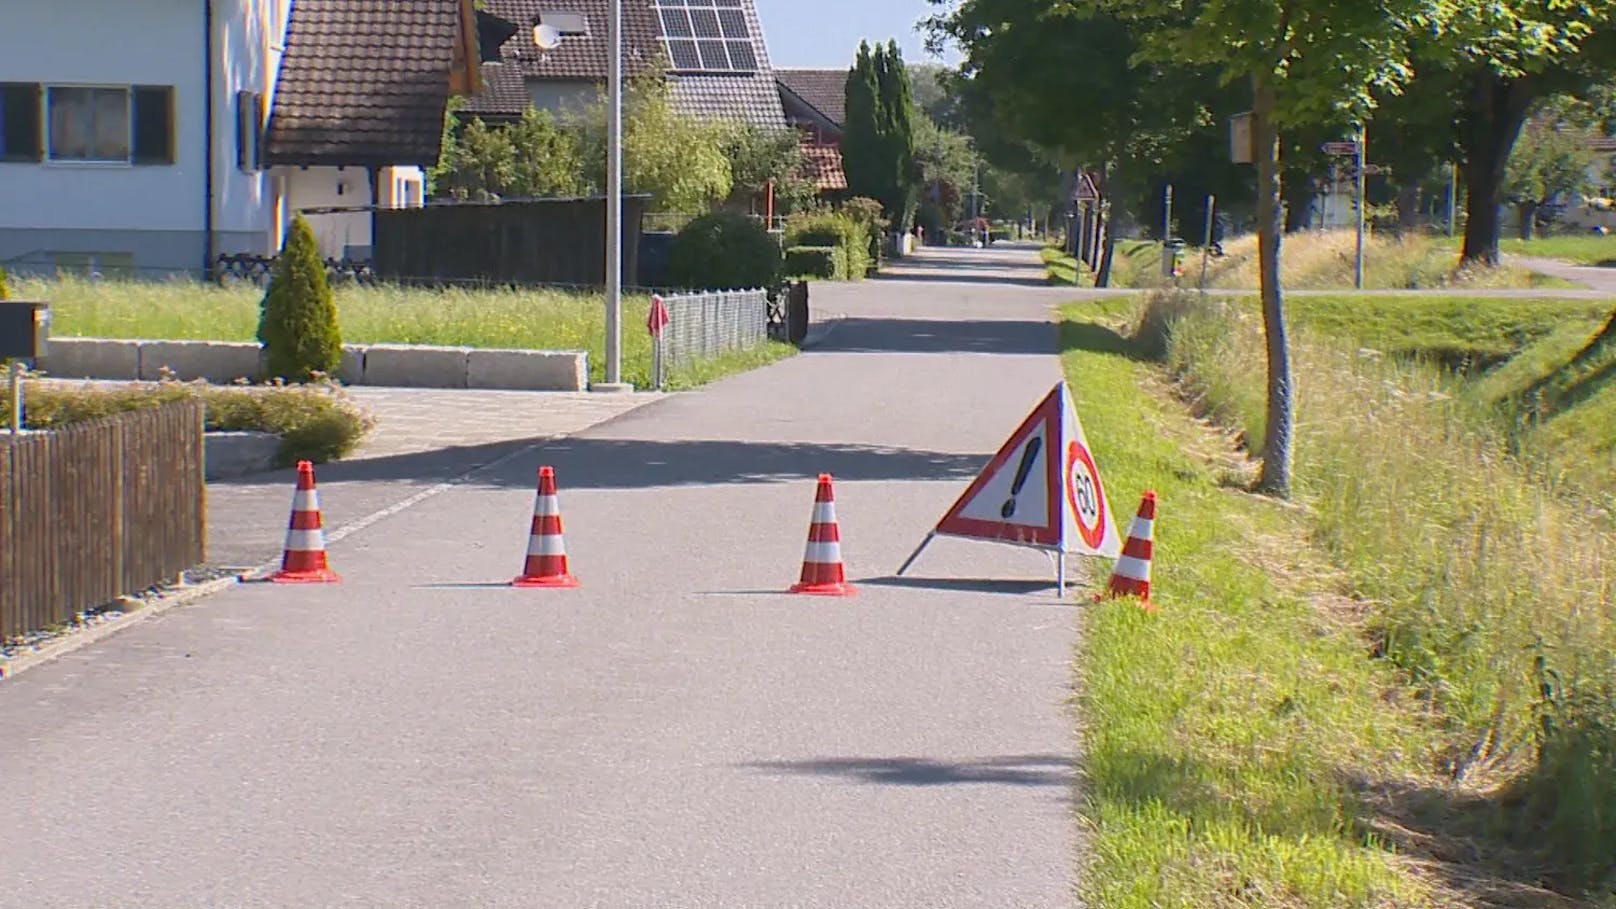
{"left": 140, "top": 340, "right": 261, "bottom": 383}
{"left": 465, "top": 349, "right": 589, "bottom": 392}
{"left": 205, "top": 431, "right": 281, "bottom": 480}
{"left": 359, "top": 344, "right": 470, "bottom": 388}
{"left": 40, "top": 338, "right": 141, "bottom": 380}
{"left": 337, "top": 346, "right": 366, "bottom": 385}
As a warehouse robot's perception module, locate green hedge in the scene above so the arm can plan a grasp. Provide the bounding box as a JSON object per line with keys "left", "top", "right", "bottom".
{"left": 667, "top": 210, "right": 782, "bottom": 290}
{"left": 784, "top": 246, "right": 843, "bottom": 279}
{"left": 785, "top": 211, "right": 871, "bottom": 281}
{"left": 8, "top": 378, "right": 375, "bottom": 465}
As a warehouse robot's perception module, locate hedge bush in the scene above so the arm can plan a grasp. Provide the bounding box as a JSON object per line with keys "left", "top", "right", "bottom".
{"left": 666, "top": 210, "right": 781, "bottom": 290}
{"left": 784, "top": 246, "right": 843, "bottom": 279}
{"left": 0, "top": 265, "right": 10, "bottom": 300}
{"left": 7, "top": 377, "right": 375, "bottom": 465}
{"left": 258, "top": 215, "right": 343, "bottom": 382}
{"left": 784, "top": 211, "right": 871, "bottom": 280}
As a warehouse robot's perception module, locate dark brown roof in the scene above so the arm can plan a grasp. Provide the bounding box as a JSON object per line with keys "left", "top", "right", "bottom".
{"left": 479, "top": 0, "right": 663, "bottom": 80}
{"left": 266, "top": 0, "right": 465, "bottom": 167}
{"left": 775, "top": 68, "right": 846, "bottom": 128}
{"left": 459, "top": 61, "right": 532, "bottom": 118}
{"left": 463, "top": 0, "right": 784, "bottom": 129}
{"left": 669, "top": 73, "right": 785, "bottom": 129}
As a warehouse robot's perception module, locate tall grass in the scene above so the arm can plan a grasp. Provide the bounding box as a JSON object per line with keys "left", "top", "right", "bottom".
{"left": 15, "top": 274, "right": 790, "bottom": 388}
{"left": 1150, "top": 289, "right": 1616, "bottom": 890}
{"left": 1116, "top": 231, "right": 1564, "bottom": 290}
{"left": 1063, "top": 299, "right": 1436, "bottom": 908}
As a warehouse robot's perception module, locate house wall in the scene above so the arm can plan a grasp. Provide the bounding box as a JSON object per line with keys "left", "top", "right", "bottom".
{"left": 527, "top": 79, "right": 599, "bottom": 115}
{"left": 284, "top": 165, "right": 425, "bottom": 261}
{"left": 0, "top": 0, "right": 291, "bottom": 277}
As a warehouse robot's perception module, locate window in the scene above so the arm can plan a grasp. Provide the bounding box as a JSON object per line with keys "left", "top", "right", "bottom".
{"left": 236, "top": 90, "right": 264, "bottom": 172}
{"left": 44, "top": 84, "right": 173, "bottom": 164}
{"left": 537, "top": 10, "right": 589, "bottom": 36}
{"left": 653, "top": 0, "right": 758, "bottom": 72}
{"left": 1, "top": 83, "right": 43, "bottom": 162}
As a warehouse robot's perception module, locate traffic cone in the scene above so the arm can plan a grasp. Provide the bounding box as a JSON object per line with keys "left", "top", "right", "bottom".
{"left": 1098, "top": 491, "right": 1156, "bottom": 611}
{"left": 512, "top": 466, "right": 580, "bottom": 588}
{"left": 790, "top": 473, "right": 854, "bottom": 596}
{"left": 271, "top": 460, "right": 339, "bottom": 584}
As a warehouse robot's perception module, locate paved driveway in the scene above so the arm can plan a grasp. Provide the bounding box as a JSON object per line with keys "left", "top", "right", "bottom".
{"left": 0, "top": 244, "right": 1090, "bottom": 908}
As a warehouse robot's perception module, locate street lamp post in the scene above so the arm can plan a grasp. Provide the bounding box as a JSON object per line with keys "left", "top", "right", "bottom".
{"left": 601, "top": 0, "right": 629, "bottom": 391}
{"left": 534, "top": 8, "right": 628, "bottom": 391}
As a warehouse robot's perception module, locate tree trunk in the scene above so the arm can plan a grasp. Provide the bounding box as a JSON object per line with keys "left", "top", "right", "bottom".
{"left": 1396, "top": 184, "right": 1422, "bottom": 237}
{"left": 1252, "top": 76, "right": 1294, "bottom": 498}
{"left": 1460, "top": 71, "right": 1537, "bottom": 266}
{"left": 1518, "top": 202, "right": 1538, "bottom": 241}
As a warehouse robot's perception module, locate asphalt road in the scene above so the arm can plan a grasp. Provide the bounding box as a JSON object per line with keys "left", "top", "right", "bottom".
{"left": 0, "top": 244, "right": 1087, "bottom": 908}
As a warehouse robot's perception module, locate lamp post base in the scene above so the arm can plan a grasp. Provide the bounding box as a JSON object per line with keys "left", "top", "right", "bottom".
{"left": 591, "top": 382, "right": 636, "bottom": 394}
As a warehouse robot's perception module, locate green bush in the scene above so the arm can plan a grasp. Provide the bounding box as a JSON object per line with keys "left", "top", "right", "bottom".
{"left": 258, "top": 215, "right": 342, "bottom": 382}
{"left": 665, "top": 210, "right": 781, "bottom": 290}
{"left": 842, "top": 195, "right": 887, "bottom": 266}
{"left": 784, "top": 246, "right": 843, "bottom": 279}
{"left": 9, "top": 377, "right": 374, "bottom": 465}
{"left": 0, "top": 265, "right": 10, "bottom": 300}
{"left": 785, "top": 211, "right": 871, "bottom": 280}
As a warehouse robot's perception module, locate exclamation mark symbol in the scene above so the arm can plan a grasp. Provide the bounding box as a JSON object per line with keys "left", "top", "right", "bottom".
{"left": 1001, "top": 437, "right": 1043, "bottom": 519}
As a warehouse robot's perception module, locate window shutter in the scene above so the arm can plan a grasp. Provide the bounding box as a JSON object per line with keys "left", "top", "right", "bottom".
{"left": 236, "top": 90, "right": 250, "bottom": 171}
{"left": 0, "top": 83, "right": 43, "bottom": 162}
{"left": 252, "top": 92, "right": 265, "bottom": 171}
{"left": 132, "top": 85, "right": 175, "bottom": 165}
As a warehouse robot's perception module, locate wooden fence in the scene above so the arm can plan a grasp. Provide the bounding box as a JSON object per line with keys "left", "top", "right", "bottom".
{"left": 0, "top": 400, "right": 206, "bottom": 639}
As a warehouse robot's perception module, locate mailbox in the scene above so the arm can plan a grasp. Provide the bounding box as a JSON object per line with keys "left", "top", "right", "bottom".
{"left": 0, "top": 300, "right": 49, "bottom": 362}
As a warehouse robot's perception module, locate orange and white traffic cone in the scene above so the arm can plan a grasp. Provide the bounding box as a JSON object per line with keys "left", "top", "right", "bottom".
{"left": 790, "top": 473, "right": 854, "bottom": 596}
{"left": 271, "top": 460, "right": 340, "bottom": 584}
{"left": 512, "top": 466, "right": 580, "bottom": 588}
{"left": 1099, "top": 491, "right": 1156, "bottom": 611}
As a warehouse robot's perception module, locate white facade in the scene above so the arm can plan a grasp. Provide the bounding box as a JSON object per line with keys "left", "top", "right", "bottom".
{"left": 283, "top": 165, "right": 425, "bottom": 260}
{"left": 0, "top": 0, "right": 294, "bottom": 277}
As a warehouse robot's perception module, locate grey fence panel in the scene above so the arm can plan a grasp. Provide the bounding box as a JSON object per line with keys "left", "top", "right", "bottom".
{"left": 659, "top": 288, "right": 768, "bottom": 371}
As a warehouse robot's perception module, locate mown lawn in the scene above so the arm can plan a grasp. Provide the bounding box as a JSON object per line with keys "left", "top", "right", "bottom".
{"left": 16, "top": 275, "right": 792, "bottom": 389}
{"left": 1062, "top": 299, "right": 1440, "bottom": 908}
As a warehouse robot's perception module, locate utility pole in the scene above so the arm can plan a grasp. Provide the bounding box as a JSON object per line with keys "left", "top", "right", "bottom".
{"left": 600, "top": 0, "right": 628, "bottom": 391}
{"left": 1354, "top": 124, "right": 1367, "bottom": 290}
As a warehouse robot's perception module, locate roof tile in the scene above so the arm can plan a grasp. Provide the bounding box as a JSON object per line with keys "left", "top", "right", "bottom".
{"left": 775, "top": 68, "right": 846, "bottom": 128}
{"left": 266, "top": 0, "right": 463, "bottom": 167}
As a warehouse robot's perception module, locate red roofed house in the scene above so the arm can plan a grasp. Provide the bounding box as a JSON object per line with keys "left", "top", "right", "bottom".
{"left": 774, "top": 67, "right": 848, "bottom": 199}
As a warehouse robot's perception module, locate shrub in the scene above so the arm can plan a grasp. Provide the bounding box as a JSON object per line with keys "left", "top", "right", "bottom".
{"left": 10, "top": 376, "right": 374, "bottom": 465}
{"left": 784, "top": 246, "right": 843, "bottom": 279}
{"left": 0, "top": 265, "right": 9, "bottom": 300}
{"left": 665, "top": 210, "right": 781, "bottom": 290}
{"left": 785, "top": 211, "right": 871, "bottom": 280}
{"left": 257, "top": 215, "right": 342, "bottom": 382}
{"left": 842, "top": 195, "right": 888, "bottom": 265}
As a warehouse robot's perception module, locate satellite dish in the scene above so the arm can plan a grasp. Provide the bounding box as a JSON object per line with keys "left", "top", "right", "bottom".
{"left": 533, "top": 23, "right": 563, "bottom": 51}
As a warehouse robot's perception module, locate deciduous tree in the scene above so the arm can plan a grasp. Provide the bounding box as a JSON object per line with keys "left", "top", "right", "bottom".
{"left": 1070, "top": 0, "right": 1450, "bottom": 497}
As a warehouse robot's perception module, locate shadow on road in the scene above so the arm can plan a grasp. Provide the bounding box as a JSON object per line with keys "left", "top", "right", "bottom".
{"left": 211, "top": 436, "right": 995, "bottom": 492}
{"left": 815, "top": 317, "right": 1058, "bottom": 355}
{"left": 740, "top": 754, "right": 1073, "bottom": 787}
{"left": 854, "top": 576, "right": 1062, "bottom": 596}
{"left": 872, "top": 270, "right": 1057, "bottom": 289}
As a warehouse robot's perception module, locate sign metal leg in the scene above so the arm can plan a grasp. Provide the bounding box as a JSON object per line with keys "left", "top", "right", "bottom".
{"left": 895, "top": 532, "right": 936, "bottom": 577}
{"left": 1056, "top": 551, "right": 1067, "bottom": 597}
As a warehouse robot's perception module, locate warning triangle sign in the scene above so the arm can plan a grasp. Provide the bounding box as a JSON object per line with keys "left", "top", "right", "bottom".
{"left": 933, "top": 382, "right": 1122, "bottom": 557}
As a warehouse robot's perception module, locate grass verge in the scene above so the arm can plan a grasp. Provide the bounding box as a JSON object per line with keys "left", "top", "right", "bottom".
{"left": 17, "top": 275, "right": 792, "bottom": 389}
{"left": 6, "top": 377, "right": 375, "bottom": 464}
{"left": 1063, "top": 299, "right": 1439, "bottom": 908}
{"left": 1041, "top": 246, "right": 1084, "bottom": 285}
{"left": 1151, "top": 289, "right": 1616, "bottom": 897}
{"left": 1492, "top": 235, "right": 1616, "bottom": 267}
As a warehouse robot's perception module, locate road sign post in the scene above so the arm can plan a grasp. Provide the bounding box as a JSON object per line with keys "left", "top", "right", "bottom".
{"left": 1355, "top": 125, "right": 1367, "bottom": 290}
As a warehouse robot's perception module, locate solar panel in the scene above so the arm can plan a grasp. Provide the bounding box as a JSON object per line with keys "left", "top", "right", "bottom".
{"left": 666, "top": 39, "right": 701, "bottom": 69}
{"left": 654, "top": 0, "right": 759, "bottom": 72}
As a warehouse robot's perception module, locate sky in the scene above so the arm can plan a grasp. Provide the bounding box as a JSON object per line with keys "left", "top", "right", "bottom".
{"left": 753, "top": 0, "right": 962, "bottom": 69}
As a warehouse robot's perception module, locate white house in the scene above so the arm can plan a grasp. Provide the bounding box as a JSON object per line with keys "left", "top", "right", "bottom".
{"left": 0, "top": 0, "right": 486, "bottom": 278}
